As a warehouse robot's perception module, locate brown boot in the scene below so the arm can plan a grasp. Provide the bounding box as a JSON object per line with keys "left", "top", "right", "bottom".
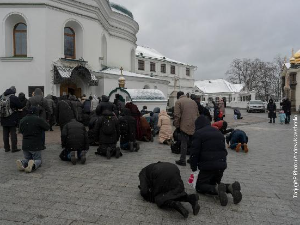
{"left": 235, "top": 143, "right": 242, "bottom": 152}
{"left": 243, "top": 144, "right": 248, "bottom": 153}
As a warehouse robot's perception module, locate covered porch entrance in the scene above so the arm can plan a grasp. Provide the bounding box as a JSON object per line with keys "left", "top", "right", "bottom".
{"left": 60, "top": 81, "right": 82, "bottom": 98}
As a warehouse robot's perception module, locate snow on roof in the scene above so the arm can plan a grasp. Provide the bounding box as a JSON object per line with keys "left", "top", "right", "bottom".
{"left": 284, "top": 63, "right": 291, "bottom": 69}
{"left": 74, "top": 0, "right": 98, "bottom": 7}
{"left": 126, "top": 89, "right": 167, "bottom": 101}
{"left": 136, "top": 46, "right": 194, "bottom": 67}
{"left": 101, "top": 68, "right": 161, "bottom": 80}
{"left": 194, "top": 79, "right": 244, "bottom": 94}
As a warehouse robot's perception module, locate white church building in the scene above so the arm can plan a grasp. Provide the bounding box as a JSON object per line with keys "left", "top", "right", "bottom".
{"left": 0, "top": 0, "right": 172, "bottom": 100}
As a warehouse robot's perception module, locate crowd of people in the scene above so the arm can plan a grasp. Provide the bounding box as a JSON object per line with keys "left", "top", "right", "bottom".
{"left": 6, "top": 86, "right": 297, "bottom": 218}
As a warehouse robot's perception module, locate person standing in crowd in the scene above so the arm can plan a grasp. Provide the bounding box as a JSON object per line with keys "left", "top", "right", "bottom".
{"left": 80, "top": 94, "right": 87, "bottom": 104}
{"left": 0, "top": 86, "right": 22, "bottom": 152}
{"left": 17, "top": 92, "right": 28, "bottom": 124}
{"left": 226, "top": 129, "right": 249, "bottom": 153}
{"left": 191, "top": 94, "right": 212, "bottom": 121}
{"left": 151, "top": 107, "right": 160, "bottom": 135}
{"left": 157, "top": 110, "right": 172, "bottom": 145}
{"left": 141, "top": 106, "right": 149, "bottom": 116}
{"left": 45, "top": 94, "right": 56, "bottom": 131}
{"left": 267, "top": 99, "right": 276, "bottom": 123}
{"left": 61, "top": 119, "right": 89, "bottom": 165}
{"left": 16, "top": 106, "right": 49, "bottom": 173}
{"left": 94, "top": 110, "right": 121, "bottom": 159}
{"left": 26, "top": 88, "right": 50, "bottom": 122}
{"left": 190, "top": 116, "right": 242, "bottom": 206}
{"left": 139, "top": 162, "right": 200, "bottom": 218}
{"left": 82, "top": 96, "right": 92, "bottom": 126}
{"left": 91, "top": 95, "right": 99, "bottom": 112}
{"left": 218, "top": 99, "right": 225, "bottom": 119}
{"left": 56, "top": 95, "right": 75, "bottom": 131}
{"left": 119, "top": 108, "right": 139, "bottom": 151}
{"left": 174, "top": 91, "right": 199, "bottom": 166}
{"left": 280, "top": 97, "right": 291, "bottom": 124}
{"left": 96, "top": 95, "right": 115, "bottom": 116}
{"left": 69, "top": 95, "right": 83, "bottom": 123}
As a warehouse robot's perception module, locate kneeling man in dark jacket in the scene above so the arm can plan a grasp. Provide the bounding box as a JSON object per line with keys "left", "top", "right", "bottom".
{"left": 139, "top": 162, "right": 200, "bottom": 218}
{"left": 61, "top": 119, "right": 89, "bottom": 165}
{"left": 226, "top": 129, "right": 249, "bottom": 153}
{"left": 16, "top": 106, "right": 50, "bottom": 173}
{"left": 190, "top": 116, "right": 242, "bottom": 206}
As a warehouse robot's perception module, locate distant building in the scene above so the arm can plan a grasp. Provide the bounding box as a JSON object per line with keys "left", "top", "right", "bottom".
{"left": 194, "top": 79, "right": 254, "bottom": 103}
{"left": 282, "top": 49, "right": 300, "bottom": 111}
{"left": 135, "top": 46, "right": 196, "bottom": 96}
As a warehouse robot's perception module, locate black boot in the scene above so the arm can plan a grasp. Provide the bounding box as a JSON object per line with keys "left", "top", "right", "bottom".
{"left": 169, "top": 201, "right": 189, "bottom": 218}
{"left": 268, "top": 120, "right": 272, "bottom": 123}
{"left": 226, "top": 181, "right": 242, "bottom": 204}
{"left": 216, "top": 183, "right": 228, "bottom": 206}
{"left": 187, "top": 194, "right": 200, "bottom": 215}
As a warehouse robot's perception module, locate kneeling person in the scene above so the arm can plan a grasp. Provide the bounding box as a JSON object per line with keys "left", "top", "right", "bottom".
{"left": 61, "top": 119, "right": 89, "bottom": 165}
{"left": 95, "top": 110, "right": 121, "bottom": 159}
{"left": 16, "top": 106, "right": 50, "bottom": 173}
{"left": 226, "top": 129, "right": 249, "bottom": 153}
{"left": 190, "top": 116, "right": 242, "bottom": 206}
{"left": 119, "top": 108, "right": 139, "bottom": 151}
{"left": 139, "top": 162, "right": 200, "bottom": 218}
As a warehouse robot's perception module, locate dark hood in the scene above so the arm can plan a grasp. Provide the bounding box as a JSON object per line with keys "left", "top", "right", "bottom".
{"left": 122, "top": 108, "right": 131, "bottom": 116}
{"left": 195, "top": 115, "right": 211, "bottom": 130}
{"left": 102, "top": 95, "right": 109, "bottom": 102}
{"left": 153, "top": 107, "right": 160, "bottom": 114}
{"left": 4, "top": 89, "right": 15, "bottom": 96}
{"left": 45, "top": 94, "right": 52, "bottom": 100}
{"left": 18, "top": 92, "right": 26, "bottom": 101}
{"left": 34, "top": 88, "right": 43, "bottom": 96}
{"left": 102, "top": 109, "right": 114, "bottom": 116}
{"left": 69, "top": 95, "right": 77, "bottom": 101}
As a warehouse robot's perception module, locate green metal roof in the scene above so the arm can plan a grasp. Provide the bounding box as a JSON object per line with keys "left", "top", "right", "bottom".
{"left": 110, "top": 2, "right": 133, "bottom": 19}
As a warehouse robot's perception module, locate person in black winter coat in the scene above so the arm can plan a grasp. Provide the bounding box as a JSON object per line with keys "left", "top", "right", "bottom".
{"left": 94, "top": 110, "right": 121, "bottom": 159}
{"left": 16, "top": 106, "right": 50, "bottom": 173}
{"left": 26, "top": 88, "right": 50, "bottom": 121}
{"left": 191, "top": 94, "right": 212, "bottom": 121}
{"left": 139, "top": 162, "right": 200, "bottom": 218}
{"left": 190, "top": 115, "right": 242, "bottom": 206}
{"left": 56, "top": 95, "right": 75, "bottom": 131}
{"left": 280, "top": 98, "right": 291, "bottom": 124}
{"left": 96, "top": 95, "right": 115, "bottom": 116}
{"left": 69, "top": 95, "right": 83, "bottom": 123}
{"left": 226, "top": 129, "right": 249, "bottom": 153}
{"left": 119, "top": 108, "right": 139, "bottom": 151}
{"left": 82, "top": 96, "right": 92, "bottom": 126}
{"left": 88, "top": 111, "right": 100, "bottom": 146}
{"left": 18, "top": 92, "right": 28, "bottom": 123}
{"left": 267, "top": 99, "right": 276, "bottom": 123}
{"left": 61, "top": 119, "right": 89, "bottom": 165}
{"left": 1, "top": 86, "right": 22, "bottom": 152}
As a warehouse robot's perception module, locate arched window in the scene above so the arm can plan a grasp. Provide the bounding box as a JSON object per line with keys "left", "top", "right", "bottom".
{"left": 64, "top": 27, "right": 75, "bottom": 59}
{"left": 14, "top": 23, "right": 27, "bottom": 57}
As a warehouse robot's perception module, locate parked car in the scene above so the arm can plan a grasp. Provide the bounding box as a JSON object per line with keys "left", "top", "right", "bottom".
{"left": 247, "top": 100, "right": 265, "bottom": 113}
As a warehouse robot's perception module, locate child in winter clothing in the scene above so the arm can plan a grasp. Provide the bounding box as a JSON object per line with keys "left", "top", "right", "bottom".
{"left": 279, "top": 110, "right": 286, "bottom": 124}
{"left": 119, "top": 108, "right": 139, "bottom": 151}
{"left": 226, "top": 129, "right": 249, "bottom": 153}
{"left": 94, "top": 110, "right": 121, "bottom": 159}
{"left": 61, "top": 119, "right": 89, "bottom": 165}
{"left": 16, "top": 106, "right": 49, "bottom": 173}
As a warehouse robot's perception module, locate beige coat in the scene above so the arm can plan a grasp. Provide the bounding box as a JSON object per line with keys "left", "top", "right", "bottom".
{"left": 157, "top": 111, "right": 172, "bottom": 143}
{"left": 174, "top": 95, "right": 199, "bottom": 135}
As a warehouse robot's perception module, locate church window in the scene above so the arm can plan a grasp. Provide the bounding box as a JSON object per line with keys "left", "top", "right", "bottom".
{"left": 138, "top": 60, "right": 145, "bottom": 70}
{"left": 150, "top": 62, "right": 156, "bottom": 72}
{"left": 171, "top": 65, "right": 176, "bottom": 74}
{"left": 14, "top": 23, "right": 27, "bottom": 57}
{"left": 161, "top": 64, "right": 166, "bottom": 73}
{"left": 186, "top": 68, "right": 190, "bottom": 76}
{"left": 64, "top": 27, "right": 76, "bottom": 59}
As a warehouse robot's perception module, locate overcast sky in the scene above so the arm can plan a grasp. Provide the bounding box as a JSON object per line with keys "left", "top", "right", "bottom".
{"left": 112, "top": 0, "right": 299, "bottom": 80}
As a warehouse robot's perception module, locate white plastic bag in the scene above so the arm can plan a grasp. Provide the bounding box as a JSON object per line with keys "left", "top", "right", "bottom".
{"left": 188, "top": 171, "right": 199, "bottom": 189}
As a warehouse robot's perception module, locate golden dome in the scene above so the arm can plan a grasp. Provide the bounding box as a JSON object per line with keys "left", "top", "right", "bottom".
{"left": 290, "top": 57, "right": 296, "bottom": 64}
{"left": 118, "top": 76, "right": 126, "bottom": 88}
{"left": 294, "top": 50, "right": 300, "bottom": 58}
{"left": 118, "top": 76, "right": 125, "bottom": 81}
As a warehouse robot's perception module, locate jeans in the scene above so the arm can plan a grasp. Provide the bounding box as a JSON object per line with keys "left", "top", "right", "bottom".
{"left": 3, "top": 126, "right": 18, "bottom": 151}
{"left": 67, "top": 150, "right": 84, "bottom": 160}
{"left": 179, "top": 131, "right": 189, "bottom": 162}
{"left": 21, "top": 151, "right": 42, "bottom": 170}
{"left": 285, "top": 114, "right": 290, "bottom": 124}
{"left": 230, "top": 132, "right": 247, "bottom": 149}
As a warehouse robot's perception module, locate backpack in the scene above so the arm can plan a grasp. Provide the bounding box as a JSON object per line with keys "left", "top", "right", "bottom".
{"left": 0, "top": 95, "right": 13, "bottom": 118}
{"left": 102, "top": 116, "right": 115, "bottom": 135}
{"left": 119, "top": 119, "right": 129, "bottom": 136}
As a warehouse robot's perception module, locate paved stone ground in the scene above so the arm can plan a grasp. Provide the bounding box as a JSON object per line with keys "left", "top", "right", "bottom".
{"left": 0, "top": 109, "right": 299, "bottom": 224}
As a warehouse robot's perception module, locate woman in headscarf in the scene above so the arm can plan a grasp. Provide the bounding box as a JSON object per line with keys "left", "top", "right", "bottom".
{"left": 157, "top": 110, "right": 172, "bottom": 145}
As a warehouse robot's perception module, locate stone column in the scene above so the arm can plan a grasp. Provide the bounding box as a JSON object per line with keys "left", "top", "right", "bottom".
{"left": 250, "top": 91, "right": 256, "bottom": 100}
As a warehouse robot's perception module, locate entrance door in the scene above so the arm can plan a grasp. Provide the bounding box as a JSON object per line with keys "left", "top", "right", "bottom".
{"left": 60, "top": 82, "right": 81, "bottom": 98}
